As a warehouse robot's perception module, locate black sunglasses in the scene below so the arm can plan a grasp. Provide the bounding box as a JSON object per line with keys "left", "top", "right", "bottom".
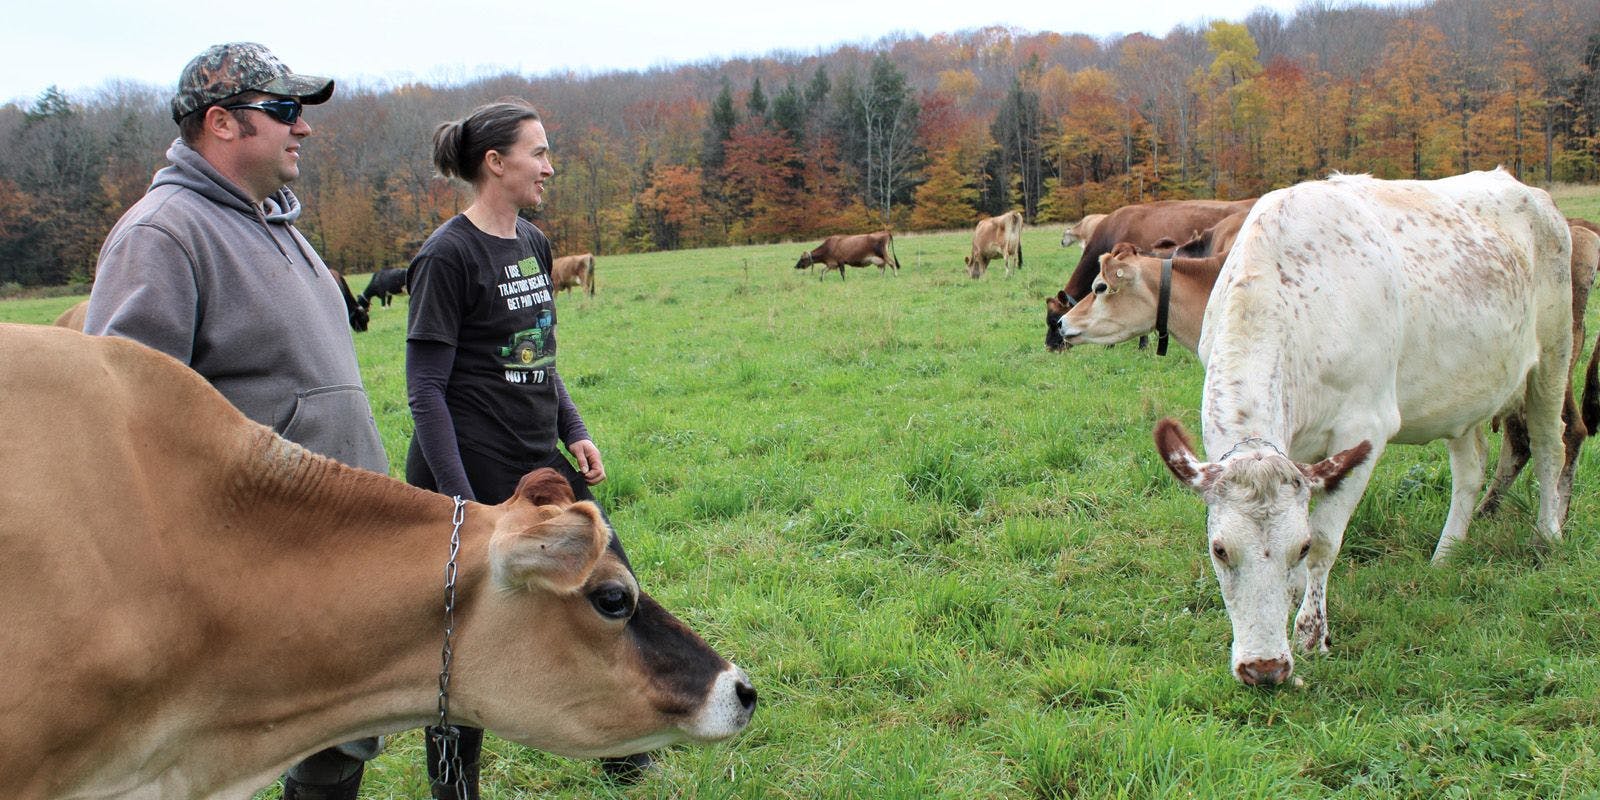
{"left": 220, "top": 98, "right": 303, "bottom": 125}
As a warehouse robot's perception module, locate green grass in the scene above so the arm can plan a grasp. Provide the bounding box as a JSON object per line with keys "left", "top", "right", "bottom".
{"left": 7, "top": 192, "right": 1600, "bottom": 799}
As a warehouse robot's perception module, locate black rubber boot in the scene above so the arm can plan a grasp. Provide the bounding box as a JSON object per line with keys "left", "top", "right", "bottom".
{"left": 281, "top": 765, "right": 363, "bottom": 800}
{"left": 426, "top": 725, "right": 483, "bottom": 800}
{"left": 599, "top": 752, "right": 656, "bottom": 784}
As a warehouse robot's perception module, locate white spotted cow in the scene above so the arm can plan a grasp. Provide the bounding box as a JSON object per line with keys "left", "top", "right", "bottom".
{"left": 0, "top": 324, "right": 755, "bottom": 799}
{"left": 1154, "top": 170, "right": 1572, "bottom": 687}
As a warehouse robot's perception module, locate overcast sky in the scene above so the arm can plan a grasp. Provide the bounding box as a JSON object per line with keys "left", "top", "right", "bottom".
{"left": 5, "top": 0, "right": 1318, "bottom": 106}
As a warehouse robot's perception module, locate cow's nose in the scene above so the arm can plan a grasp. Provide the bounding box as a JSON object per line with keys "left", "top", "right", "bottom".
{"left": 1237, "top": 658, "right": 1292, "bottom": 687}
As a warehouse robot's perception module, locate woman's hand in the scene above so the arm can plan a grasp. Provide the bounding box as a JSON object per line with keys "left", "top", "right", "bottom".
{"left": 568, "top": 439, "right": 606, "bottom": 485}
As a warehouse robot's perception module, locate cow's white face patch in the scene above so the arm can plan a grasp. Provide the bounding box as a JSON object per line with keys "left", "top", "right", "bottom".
{"left": 1202, "top": 454, "right": 1313, "bottom": 683}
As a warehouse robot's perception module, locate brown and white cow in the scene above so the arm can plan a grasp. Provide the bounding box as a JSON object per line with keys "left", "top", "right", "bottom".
{"left": 794, "top": 231, "right": 900, "bottom": 280}
{"left": 1153, "top": 170, "right": 1572, "bottom": 687}
{"left": 1044, "top": 198, "right": 1255, "bottom": 351}
{"left": 966, "top": 211, "right": 1023, "bottom": 278}
{"left": 1059, "top": 213, "right": 1106, "bottom": 249}
{"left": 0, "top": 324, "right": 755, "bottom": 799}
{"left": 553, "top": 253, "right": 597, "bottom": 297}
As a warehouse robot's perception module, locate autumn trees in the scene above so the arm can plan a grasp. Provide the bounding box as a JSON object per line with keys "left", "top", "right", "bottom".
{"left": 2, "top": 0, "right": 1598, "bottom": 289}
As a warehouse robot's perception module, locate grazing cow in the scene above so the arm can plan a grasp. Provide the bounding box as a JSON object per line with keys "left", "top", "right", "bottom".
{"left": 1072, "top": 220, "right": 1600, "bottom": 516}
{"left": 331, "top": 269, "right": 369, "bottom": 332}
{"left": 1045, "top": 198, "right": 1255, "bottom": 351}
{"left": 1151, "top": 170, "right": 1571, "bottom": 687}
{"left": 360, "top": 267, "right": 408, "bottom": 308}
{"left": 1059, "top": 213, "right": 1106, "bottom": 249}
{"left": 794, "top": 231, "right": 900, "bottom": 280}
{"left": 52, "top": 299, "right": 89, "bottom": 331}
{"left": 553, "top": 253, "right": 597, "bottom": 297}
{"left": 966, "top": 211, "right": 1024, "bottom": 278}
{"left": 0, "top": 324, "right": 756, "bottom": 799}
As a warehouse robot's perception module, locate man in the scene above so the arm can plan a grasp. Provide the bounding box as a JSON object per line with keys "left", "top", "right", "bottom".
{"left": 85, "top": 42, "right": 387, "bottom": 800}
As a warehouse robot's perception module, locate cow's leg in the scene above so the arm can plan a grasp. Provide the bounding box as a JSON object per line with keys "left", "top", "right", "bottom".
{"left": 1432, "top": 426, "right": 1489, "bottom": 564}
{"left": 1556, "top": 388, "right": 1585, "bottom": 523}
{"left": 1525, "top": 358, "right": 1570, "bottom": 542}
{"left": 1477, "top": 415, "right": 1528, "bottom": 516}
{"left": 1295, "top": 440, "right": 1384, "bottom": 654}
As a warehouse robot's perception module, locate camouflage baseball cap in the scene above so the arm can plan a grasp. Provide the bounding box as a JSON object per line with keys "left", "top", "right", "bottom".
{"left": 170, "top": 42, "right": 334, "bottom": 122}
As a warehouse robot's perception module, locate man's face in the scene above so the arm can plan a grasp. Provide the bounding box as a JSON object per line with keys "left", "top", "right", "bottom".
{"left": 226, "top": 94, "right": 312, "bottom": 199}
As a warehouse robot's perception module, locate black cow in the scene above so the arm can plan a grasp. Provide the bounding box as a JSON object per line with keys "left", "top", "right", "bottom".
{"left": 360, "top": 267, "right": 409, "bottom": 308}
{"left": 332, "top": 270, "right": 369, "bottom": 332}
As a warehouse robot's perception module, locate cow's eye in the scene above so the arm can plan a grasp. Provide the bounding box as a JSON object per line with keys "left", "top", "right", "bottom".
{"left": 1297, "top": 541, "right": 1311, "bottom": 562}
{"left": 589, "top": 583, "right": 635, "bottom": 620}
{"left": 1211, "top": 542, "right": 1229, "bottom": 565}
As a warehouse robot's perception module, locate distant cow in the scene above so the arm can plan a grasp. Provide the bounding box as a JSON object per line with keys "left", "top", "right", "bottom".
{"left": 966, "top": 211, "right": 1024, "bottom": 278}
{"left": 552, "top": 253, "right": 597, "bottom": 296}
{"left": 1045, "top": 198, "right": 1255, "bottom": 351}
{"left": 52, "top": 299, "right": 89, "bottom": 331}
{"left": 1153, "top": 170, "right": 1571, "bottom": 687}
{"left": 360, "top": 267, "right": 408, "bottom": 308}
{"left": 794, "top": 231, "right": 900, "bottom": 280}
{"left": 332, "top": 270, "right": 369, "bottom": 332}
{"left": 0, "top": 323, "right": 756, "bottom": 798}
{"left": 1059, "top": 213, "right": 1106, "bottom": 248}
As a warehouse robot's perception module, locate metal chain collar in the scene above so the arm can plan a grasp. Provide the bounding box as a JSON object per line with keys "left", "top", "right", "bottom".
{"left": 432, "top": 496, "right": 468, "bottom": 797}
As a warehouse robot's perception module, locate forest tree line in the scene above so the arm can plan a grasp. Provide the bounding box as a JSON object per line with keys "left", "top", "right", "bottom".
{"left": 2, "top": 0, "right": 1599, "bottom": 289}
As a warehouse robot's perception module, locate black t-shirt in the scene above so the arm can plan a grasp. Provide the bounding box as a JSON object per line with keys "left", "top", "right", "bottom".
{"left": 407, "top": 214, "right": 560, "bottom": 467}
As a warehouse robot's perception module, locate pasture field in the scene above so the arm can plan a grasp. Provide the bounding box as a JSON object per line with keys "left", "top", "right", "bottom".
{"left": 7, "top": 194, "right": 1600, "bottom": 799}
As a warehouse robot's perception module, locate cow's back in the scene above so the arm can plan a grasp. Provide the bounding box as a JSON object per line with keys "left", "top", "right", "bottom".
{"left": 1202, "top": 174, "right": 1567, "bottom": 453}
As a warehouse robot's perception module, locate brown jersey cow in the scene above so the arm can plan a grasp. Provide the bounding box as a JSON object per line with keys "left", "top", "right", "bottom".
{"left": 0, "top": 324, "right": 755, "bottom": 799}
{"left": 1045, "top": 198, "right": 1255, "bottom": 351}
{"left": 966, "top": 211, "right": 1023, "bottom": 278}
{"left": 552, "top": 253, "right": 597, "bottom": 296}
{"left": 794, "top": 231, "right": 900, "bottom": 280}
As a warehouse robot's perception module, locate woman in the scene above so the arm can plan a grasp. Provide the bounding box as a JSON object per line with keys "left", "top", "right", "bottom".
{"left": 406, "top": 100, "right": 646, "bottom": 799}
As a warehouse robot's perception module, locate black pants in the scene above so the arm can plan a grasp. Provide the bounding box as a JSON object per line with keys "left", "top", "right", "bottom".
{"left": 407, "top": 439, "right": 629, "bottom": 798}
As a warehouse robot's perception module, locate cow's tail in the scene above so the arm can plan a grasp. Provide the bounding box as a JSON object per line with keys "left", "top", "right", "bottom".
{"left": 1583, "top": 334, "right": 1600, "bottom": 435}
{"left": 888, "top": 234, "right": 900, "bottom": 273}
{"left": 585, "top": 257, "right": 596, "bottom": 297}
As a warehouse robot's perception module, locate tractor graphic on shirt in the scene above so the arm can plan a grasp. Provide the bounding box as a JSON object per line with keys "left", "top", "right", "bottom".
{"left": 499, "top": 309, "right": 555, "bottom": 371}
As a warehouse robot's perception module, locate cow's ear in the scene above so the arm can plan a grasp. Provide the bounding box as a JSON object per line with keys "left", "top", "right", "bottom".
{"left": 509, "top": 468, "right": 575, "bottom": 508}
{"left": 1297, "top": 441, "right": 1373, "bottom": 495}
{"left": 490, "top": 501, "right": 608, "bottom": 593}
{"left": 1046, "top": 294, "right": 1068, "bottom": 315}
{"left": 1154, "top": 419, "right": 1220, "bottom": 493}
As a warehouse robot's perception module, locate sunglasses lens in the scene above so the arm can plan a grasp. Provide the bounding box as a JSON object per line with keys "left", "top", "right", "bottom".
{"left": 267, "top": 100, "right": 302, "bottom": 124}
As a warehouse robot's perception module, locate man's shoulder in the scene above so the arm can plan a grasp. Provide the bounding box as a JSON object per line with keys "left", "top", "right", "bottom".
{"left": 110, "top": 183, "right": 231, "bottom": 237}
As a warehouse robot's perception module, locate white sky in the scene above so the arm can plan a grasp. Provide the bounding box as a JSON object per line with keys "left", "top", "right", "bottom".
{"left": 5, "top": 0, "right": 1315, "bottom": 105}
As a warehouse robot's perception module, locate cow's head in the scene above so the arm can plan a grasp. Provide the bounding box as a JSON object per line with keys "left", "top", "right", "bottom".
{"left": 794, "top": 252, "right": 814, "bottom": 270}
{"left": 1153, "top": 420, "right": 1370, "bottom": 687}
{"left": 1056, "top": 244, "right": 1156, "bottom": 348}
{"left": 965, "top": 253, "right": 985, "bottom": 279}
{"left": 1044, "top": 290, "right": 1077, "bottom": 351}
{"left": 462, "top": 468, "right": 756, "bottom": 756}
{"left": 348, "top": 304, "right": 370, "bottom": 332}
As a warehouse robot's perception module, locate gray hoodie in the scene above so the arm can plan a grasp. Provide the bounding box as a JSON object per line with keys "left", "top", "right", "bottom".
{"left": 87, "top": 138, "right": 388, "bottom": 475}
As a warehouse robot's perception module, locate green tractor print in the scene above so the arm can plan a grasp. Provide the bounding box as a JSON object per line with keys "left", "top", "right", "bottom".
{"left": 499, "top": 309, "right": 555, "bottom": 371}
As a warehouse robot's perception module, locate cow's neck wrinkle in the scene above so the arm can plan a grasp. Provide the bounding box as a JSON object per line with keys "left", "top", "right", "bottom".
{"left": 195, "top": 428, "right": 496, "bottom": 741}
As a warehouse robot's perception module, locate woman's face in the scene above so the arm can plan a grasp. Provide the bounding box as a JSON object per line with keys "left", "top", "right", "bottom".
{"left": 495, "top": 119, "right": 554, "bottom": 207}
